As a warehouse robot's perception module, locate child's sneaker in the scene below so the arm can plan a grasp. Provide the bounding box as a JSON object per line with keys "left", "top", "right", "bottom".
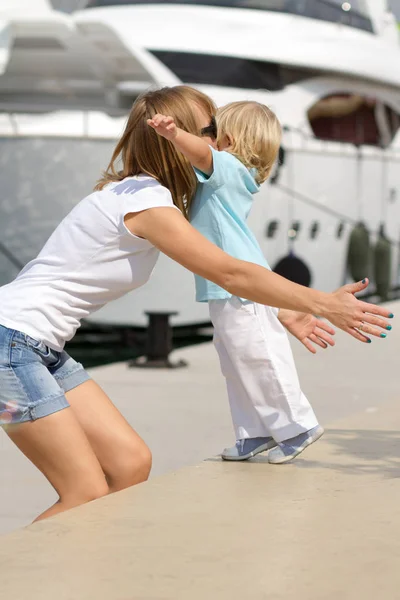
{"left": 221, "top": 436, "right": 277, "bottom": 461}
{"left": 268, "top": 425, "right": 324, "bottom": 464}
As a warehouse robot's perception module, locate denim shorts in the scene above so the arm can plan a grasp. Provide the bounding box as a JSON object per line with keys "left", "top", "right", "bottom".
{"left": 0, "top": 324, "right": 91, "bottom": 426}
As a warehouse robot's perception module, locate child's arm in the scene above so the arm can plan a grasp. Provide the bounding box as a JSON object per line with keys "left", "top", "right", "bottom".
{"left": 147, "top": 114, "right": 213, "bottom": 175}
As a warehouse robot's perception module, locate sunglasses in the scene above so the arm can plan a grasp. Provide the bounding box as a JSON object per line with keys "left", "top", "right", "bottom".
{"left": 200, "top": 115, "right": 218, "bottom": 139}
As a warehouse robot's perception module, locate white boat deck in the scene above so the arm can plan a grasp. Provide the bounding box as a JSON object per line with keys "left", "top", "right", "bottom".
{"left": 0, "top": 301, "right": 399, "bottom": 598}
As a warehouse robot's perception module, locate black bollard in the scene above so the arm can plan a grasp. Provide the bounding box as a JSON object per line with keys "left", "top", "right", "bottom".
{"left": 129, "top": 311, "right": 187, "bottom": 369}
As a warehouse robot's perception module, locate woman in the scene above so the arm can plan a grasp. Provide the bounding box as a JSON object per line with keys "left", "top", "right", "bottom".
{"left": 0, "top": 85, "right": 392, "bottom": 522}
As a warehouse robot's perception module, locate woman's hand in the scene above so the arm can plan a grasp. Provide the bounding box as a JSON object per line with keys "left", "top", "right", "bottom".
{"left": 147, "top": 114, "right": 178, "bottom": 141}
{"left": 278, "top": 309, "right": 335, "bottom": 354}
{"left": 320, "top": 279, "right": 393, "bottom": 342}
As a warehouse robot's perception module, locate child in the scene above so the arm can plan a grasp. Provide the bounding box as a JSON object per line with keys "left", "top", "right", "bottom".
{"left": 149, "top": 101, "right": 337, "bottom": 463}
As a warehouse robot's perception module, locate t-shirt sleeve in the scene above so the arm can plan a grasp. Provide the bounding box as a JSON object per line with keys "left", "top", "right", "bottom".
{"left": 122, "top": 182, "right": 179, "bottom": 215}
{"left": 194, "top": 147, "right": 231, "bottom": 191}
{"left": 109, "top": 178, "right": 180, "bottom": 235}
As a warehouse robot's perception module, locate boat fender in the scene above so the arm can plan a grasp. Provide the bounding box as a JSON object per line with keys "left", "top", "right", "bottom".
{"left": 346, "top": 222, "right": 370, "bottom": 282}
{"left": 272, "top": 254, "right": 312, "bottom": 287}
{"left": 374, "top": 228, "right": 391, "bottom": 301}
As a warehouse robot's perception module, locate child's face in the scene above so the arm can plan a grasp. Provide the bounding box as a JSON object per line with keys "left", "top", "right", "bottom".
{"left": 193, "top": 104, "right": 218, "bottom": 149}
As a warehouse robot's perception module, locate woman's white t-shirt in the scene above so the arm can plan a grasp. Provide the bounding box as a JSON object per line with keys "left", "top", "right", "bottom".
{"left": 0, "top": 175, "right": 179, "bottom": 351}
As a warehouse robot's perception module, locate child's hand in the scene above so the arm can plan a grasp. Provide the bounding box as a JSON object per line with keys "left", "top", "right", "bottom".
{"left": 278, "top": 309, "right": 335, "bottom": 354}
{"left": 147, "top": 114, "right": 178, "bottom": 141}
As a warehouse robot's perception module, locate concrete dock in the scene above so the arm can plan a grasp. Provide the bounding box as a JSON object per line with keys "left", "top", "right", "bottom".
{"left": 0, "top": 302, "right": 399, "bottom": 598}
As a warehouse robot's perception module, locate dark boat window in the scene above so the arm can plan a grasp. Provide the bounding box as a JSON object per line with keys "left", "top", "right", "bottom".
{"left": 151, "top": 51, "right": 315, "bottom": 90}
{"left": 308, "top": 94, "right": 400, "bottom": 148}
{"left": 85, "top": 0, "right": 374, "bottom": 33}
{"left": 310, "top": 221, "right": 320, "bottom": 239}
{"left": 12, "top": 38, "right": 65, "bottom": 50}
{"left": 266, "top": 220, "right": 279, "bottom": 238}
{"left": 336, "top": 221, "right": 345, "bottom": 239}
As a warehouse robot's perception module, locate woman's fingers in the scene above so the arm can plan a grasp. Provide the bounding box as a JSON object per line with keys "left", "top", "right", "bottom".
{"left": 314, "top": 327, "right": 335, "bottom": 346}
{"left": 302, "top": 338, "right": 317, "bottom": 354}
{"left": 358, "top": 313, "right": 392, "bottom": 330}
{"left": 343, "top": 278, "right": 369, "bottom": 295}
{"left": 359, "top": 300, "right": 394, "bottom": 320}
{"left": 309, "top": 333, "right": 329, "bottom": 349}
{"left": 347, "top": 328, "right": 371, "bottom": 343}
{"left": 357, "top": 313, "right": 391, "bottom": 333}
{"left": 317, "top": 320, "right": 336, "bottom": 335}
{"left": 356, "top": 322, "right": 387, "bottom": 339}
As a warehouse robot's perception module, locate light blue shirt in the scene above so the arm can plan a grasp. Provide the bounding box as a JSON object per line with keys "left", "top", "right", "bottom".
{"left": 190, "top": 147, "right": 270, "bottom": 302}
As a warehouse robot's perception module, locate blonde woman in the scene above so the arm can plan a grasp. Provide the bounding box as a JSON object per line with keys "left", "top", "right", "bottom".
{"left": 0, "top": 87, "right": 392, "bottom": 523}
{"left": 148, "top": 100, "right": 392, "bottom": 464}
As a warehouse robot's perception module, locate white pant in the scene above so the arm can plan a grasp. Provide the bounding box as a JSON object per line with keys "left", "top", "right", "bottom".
{"left": 209, "top": 297, "right": 318, "bottom": 443}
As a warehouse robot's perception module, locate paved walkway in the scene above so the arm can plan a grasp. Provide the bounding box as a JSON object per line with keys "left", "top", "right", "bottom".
{"left": 1, "top": 396, "right": 400, "bottom": 599}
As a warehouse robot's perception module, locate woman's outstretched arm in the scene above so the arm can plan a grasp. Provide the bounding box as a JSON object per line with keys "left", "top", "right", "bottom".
{"left": 126, "top": 207, "right": 393, "bottom": 342}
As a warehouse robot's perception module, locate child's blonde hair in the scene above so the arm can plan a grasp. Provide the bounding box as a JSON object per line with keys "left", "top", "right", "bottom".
{"left": 216, "top": 101, "right": 282, "bottom": 185}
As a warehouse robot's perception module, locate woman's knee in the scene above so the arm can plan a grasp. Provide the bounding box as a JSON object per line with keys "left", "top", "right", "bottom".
{"left": 125, "top": 442, "right": 152, "bottom": 483}
{"left": 138, "top": 444, "right": 152, "bottom": 479}
{"left": 109, "top": 442, "right": 152, "bottom": 490}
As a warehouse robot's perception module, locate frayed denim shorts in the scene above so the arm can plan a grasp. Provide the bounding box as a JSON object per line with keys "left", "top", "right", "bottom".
{"left": 0, "top": 324, "right": 90, "bottom": 426}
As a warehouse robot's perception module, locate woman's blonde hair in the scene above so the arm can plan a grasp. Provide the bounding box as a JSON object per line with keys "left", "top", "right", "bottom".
{"left": 95, "top": 85, "right": 216, "bottom": 218}
{"left": 216, "top": 101, "right": 282, "bottom": 185}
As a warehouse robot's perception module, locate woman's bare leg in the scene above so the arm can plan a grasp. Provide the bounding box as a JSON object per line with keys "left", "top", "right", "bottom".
{"left": 6, "top": 380, "right": 151, "bottom": 523}
{"left": 66, "top": 380, "right": 152, "bottom": 492}
{"left": 6, "top": 408, "right": 109, "bottom": 522}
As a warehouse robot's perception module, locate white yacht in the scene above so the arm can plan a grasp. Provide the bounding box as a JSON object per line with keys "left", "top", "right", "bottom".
{"left": 1, "top": 0, "right": 400, "bottom": 327}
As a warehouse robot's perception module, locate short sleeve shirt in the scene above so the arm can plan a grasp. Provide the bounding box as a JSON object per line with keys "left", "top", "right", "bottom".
{"left": 190, "top": 148, "right": 270, "bottom": 302}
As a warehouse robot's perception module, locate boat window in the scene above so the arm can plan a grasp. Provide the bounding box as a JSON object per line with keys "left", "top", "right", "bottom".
{"left": 85, "top": 1, "right": 374, "bottom": 33}
{"left": 151, "top": 51, "right": 315, "bottom": 90}
{"left": 389, "top": 188, "right": 397, "bottom": 203}
{"left": 336, "top": 221, "right": 345, "bottom": 239}
{"left": 308, "top": 94, "right": 400, "bottom": 148}
{"left": 310, "top": 221, "right": 320, "bottom": 239}
{"left": 266, "top": 220, "right": 279, "bottom": 238}
{"left": 12, "top": 38, "right": 65, "bottom": 50}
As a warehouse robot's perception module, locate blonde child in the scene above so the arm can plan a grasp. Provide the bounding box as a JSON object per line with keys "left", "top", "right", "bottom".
{"left": 150, "top": 101, "right": 346, "bottom": 463}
